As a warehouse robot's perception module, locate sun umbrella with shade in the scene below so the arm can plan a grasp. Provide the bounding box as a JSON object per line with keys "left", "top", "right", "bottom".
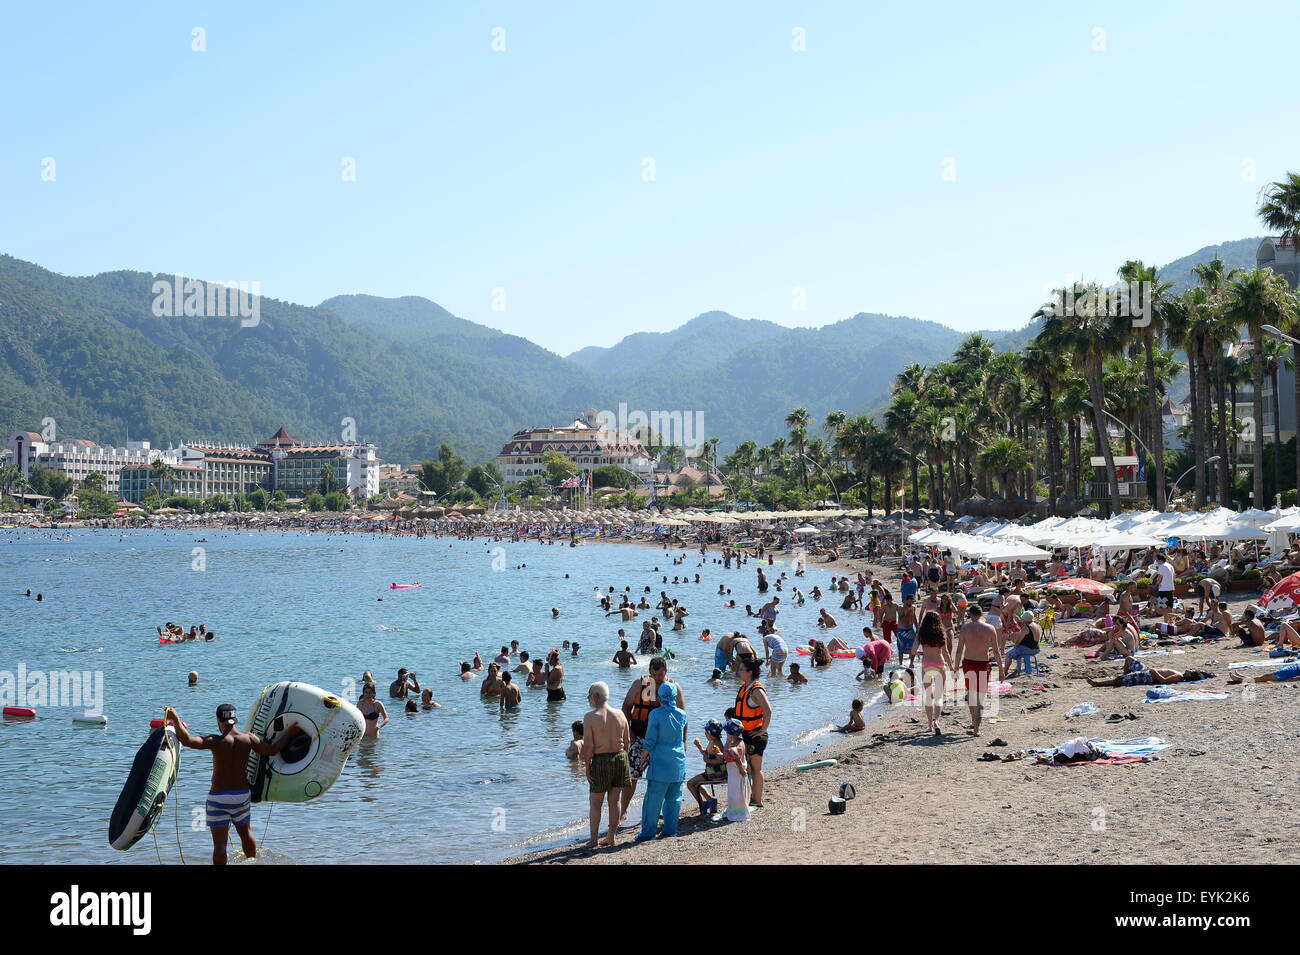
{"left": 1047, "top": 577, "right": 1115, "bottom": 597}
{"left": 1258, "top": 572, "right": 1300, "bottom": 615}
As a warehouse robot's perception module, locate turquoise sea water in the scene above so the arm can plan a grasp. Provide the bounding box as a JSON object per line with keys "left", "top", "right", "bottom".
{"left": 0, "top": 529, "right": 879, "bottom": 864}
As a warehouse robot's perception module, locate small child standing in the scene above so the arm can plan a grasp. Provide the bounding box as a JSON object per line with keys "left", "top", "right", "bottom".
{"left": 722, "top": 719, "right": 750, "bottom": 822}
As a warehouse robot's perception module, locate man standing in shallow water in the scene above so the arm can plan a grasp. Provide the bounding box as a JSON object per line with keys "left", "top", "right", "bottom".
{"left": 583, "top": 681, "right": 631, "bottom": 847}
{"left": 165, "top": 704, "right": 302, "bottom": 865}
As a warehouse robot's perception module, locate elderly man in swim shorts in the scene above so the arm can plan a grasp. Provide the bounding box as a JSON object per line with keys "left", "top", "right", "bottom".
{"left": 582, "top": 682, "right": 631, "bottom": 847}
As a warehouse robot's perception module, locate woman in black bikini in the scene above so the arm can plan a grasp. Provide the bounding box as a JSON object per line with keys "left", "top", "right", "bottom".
{"left": 357, "top": 682, "right": 388, "bottom": 738}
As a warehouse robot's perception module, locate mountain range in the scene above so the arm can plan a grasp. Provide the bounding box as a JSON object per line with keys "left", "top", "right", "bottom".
{"left": 0, "top": 237, "right": 1269, "bottom": 466}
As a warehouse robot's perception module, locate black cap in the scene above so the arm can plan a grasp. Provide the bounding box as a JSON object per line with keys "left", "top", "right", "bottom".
{"left": 216, "top": 703, "right": 237, "bottom": 726}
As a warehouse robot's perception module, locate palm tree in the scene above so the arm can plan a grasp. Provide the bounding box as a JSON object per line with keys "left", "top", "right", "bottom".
{"left": 836, "top": 415, "right": 878, "bottom": 515}
{"left": 1261, "top": 336, "right": 1291, "bottom": 500}
{"left": 1118, "top": 260, "right": 1174, "bottom": 509}
{"left": 884, "top": 388, "right": 921, "bottom": 510}
{"left": 1225, "top": 268, "right": 1294, "bottom": 508}
{"left": 1039, "top": 282, "right": 1130, "bottom": 513}
{"left": 1257, "top": 174, "right": 1300, "bottom": 499}
{"left": 978, "top": 437, "right": 1033, "bottom": 498}
{"left": 151, "top": 457, "right": 174, "bottom": 499}
{"left": 1258, "top": 172, "right": 1300, "bottom": 248}
{"left": 1024, "top": 338, "right": 1072, "bottom": 514}
{"left": 785, "top": 408, "right": 812, "bottom": 489}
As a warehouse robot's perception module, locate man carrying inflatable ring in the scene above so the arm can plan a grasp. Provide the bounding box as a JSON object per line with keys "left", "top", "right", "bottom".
{"left": 164, "top": 704, "right": 305, "bottom": 865}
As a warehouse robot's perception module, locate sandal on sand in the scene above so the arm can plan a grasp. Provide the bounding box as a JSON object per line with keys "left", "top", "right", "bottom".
{"left": 1105, "top": 713, "right": 1124, "bottom": 723}
{"left": 987, "top": 738, "right": 1007, "bottom": 747}
{"left": 978, "top": 752, "right": 1000, "bottom": 762}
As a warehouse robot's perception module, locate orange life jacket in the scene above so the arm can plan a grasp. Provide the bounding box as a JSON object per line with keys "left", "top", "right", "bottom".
{"left": 735, "top": 680, "right": 766, "bottom": 733}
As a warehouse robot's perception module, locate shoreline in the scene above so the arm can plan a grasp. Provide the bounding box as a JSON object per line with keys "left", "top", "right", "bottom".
{"left": 502, "top": 589, "right": 1300, "bottom": 866}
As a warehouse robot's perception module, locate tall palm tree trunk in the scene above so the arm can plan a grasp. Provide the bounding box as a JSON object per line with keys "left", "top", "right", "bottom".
{"left": 1088, "top": 364, "right": 1122, "bottom": 514}
{"left": 1252, "top": 331, "right": 1266, "bottom": 508}
{"left": 1143, "top": 335, "right": 1166, "bottom": 509}
{"left": 1294, "top": 343, "right": 1300, "bottom": 502}
{"left": 1216, "top": 358, "right": 1230, "bottom": 503}
{"left": 1273, "top": 362, "right": 1282, "bottom": 504}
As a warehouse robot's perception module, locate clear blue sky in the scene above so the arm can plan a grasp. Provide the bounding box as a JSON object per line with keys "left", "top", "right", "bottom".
{"left": 2, "top": 1, "right": 1296, "bottom": 355}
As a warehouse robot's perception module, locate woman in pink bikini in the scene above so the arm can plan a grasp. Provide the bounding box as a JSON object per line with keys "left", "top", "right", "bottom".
{"left": 915, "top": 610, "right": 952, "bottom": 736}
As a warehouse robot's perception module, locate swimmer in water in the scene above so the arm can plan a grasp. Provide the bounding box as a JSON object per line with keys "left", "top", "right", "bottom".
{"left": 612, "top": 641, "right": 637, "bottom": 668}
{"left": 566, "top": 721, "right": 584, "bottom": 760}
{"left": 500, "top": 672, "right": 522, "bottom": 710}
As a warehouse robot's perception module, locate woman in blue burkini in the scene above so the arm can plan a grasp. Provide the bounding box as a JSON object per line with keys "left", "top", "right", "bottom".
{"left": 636, "top": 681, "right": 688, "bottom": 840}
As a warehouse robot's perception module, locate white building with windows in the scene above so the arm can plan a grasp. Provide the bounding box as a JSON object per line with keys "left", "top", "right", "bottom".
{"left": 5, "top": 432, "right": 181, "bottom": 493}
{"left": 497, "top": 418, "right": 653, "bottom": 485}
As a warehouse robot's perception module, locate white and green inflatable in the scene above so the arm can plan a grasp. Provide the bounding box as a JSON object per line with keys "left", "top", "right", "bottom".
{"left": 108, "top": 726, "right": 180, "bottom": 850}
{"left": 245, "top": 681, "right": 364, "bottom": 803}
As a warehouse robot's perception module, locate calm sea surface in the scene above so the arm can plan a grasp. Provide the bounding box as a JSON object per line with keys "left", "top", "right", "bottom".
{"left": 0, "top": 529, "right": 880, "bottom": 864}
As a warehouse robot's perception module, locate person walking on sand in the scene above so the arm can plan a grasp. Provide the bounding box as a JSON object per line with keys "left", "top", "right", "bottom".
{"left": 915, "top": 611, "right": 952, "bottom": 735}
{"left": 734, "top": 658, "right": 771, "bottom": 809}
{"left": 164, "top": 704, "right": 303, "bottom": 865}
{"left": 582, "top": 682, "right": 631, "bottom": 848}
{"left": 952, "top": 604, "right": 1003, "bottom": 737}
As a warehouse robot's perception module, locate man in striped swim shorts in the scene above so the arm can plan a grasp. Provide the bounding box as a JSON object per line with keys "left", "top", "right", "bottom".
{"left": 166, "top": 703, "right": 303, "bottom": 865}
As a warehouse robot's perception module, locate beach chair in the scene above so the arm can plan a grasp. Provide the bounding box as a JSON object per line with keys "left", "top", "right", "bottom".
{"left": 1040, "top": 607, "right": 1056, "bottom": 644}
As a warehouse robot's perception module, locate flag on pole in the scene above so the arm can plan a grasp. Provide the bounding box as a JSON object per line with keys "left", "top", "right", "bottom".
{"left": 895, "top": 483, "right": 906, "bottom": 501}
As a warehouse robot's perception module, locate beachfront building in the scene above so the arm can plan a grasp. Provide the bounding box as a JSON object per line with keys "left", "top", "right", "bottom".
{"left": 1084, "top": 453, "right": 1150, "bottom": 511}
{"left": 117, "top": 426, "right": 380, "bottom": 503}
{"left": 497, "top": 418, "right": 654, "bottom": 486}
{"left": 1256, "top": 239, "right": 1300, "bottom": 443}
{"left": 5, "top": 432, "right": 182, "bottom": 493}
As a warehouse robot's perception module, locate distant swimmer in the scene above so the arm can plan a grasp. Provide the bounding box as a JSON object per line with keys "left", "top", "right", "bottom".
{"left": 188, "top": 671, "right": 199, "bottom": 686}
{"left": 389, "top": 668, "right": 420, "bottom": 699}
{"left": 566, "top": 721, "right": 584, "bottom": 761}
{"left": 500, "top": 672, "right": 521, "bottom": 710}
{"left": 612, "top": 641, "right": 637, "bottom": 668}
{"left": 459, "top": 661, "right": 478, "bottom": 680}
{"left": 165, "top": 704, "right": 303, "bottom": 865}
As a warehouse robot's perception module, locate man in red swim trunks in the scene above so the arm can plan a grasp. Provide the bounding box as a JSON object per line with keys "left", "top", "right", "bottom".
{"left": 878, "top": 593, "right": 899, "bottom": 647}
{"left": 952, "top": 604, "right": 1004, "bottom": 738}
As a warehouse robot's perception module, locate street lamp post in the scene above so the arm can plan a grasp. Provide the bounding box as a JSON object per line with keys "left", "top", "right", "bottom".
{"left": 798, "top": 453, "right": 841, "bottom": 505}
{"left": 896, "top": 448, "right": 925, "bottom": 554}
{"left": 1171, "top": 455, "right": 1222, "bottom": 508}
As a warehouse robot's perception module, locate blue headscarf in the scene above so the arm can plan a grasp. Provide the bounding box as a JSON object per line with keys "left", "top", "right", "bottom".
{"left": 658, "top": 680, "right": 679, "bottom": 709}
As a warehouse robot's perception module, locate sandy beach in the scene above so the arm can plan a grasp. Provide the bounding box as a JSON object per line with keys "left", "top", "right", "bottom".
{"left": 507, "top": 557, "right": 1300, "bottom": 866}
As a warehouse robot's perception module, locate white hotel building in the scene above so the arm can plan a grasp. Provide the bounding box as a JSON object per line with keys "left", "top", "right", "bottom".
{"left": 6, "top": 432, "right": 181, "bottom": 494}
{"left": 497, "top": 419, "right": 654, "bottom": 486}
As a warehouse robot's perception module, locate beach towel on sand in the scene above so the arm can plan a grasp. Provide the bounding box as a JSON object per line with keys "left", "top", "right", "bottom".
{"left": 1027, "top": 735, "right": 1171, "bottom": 765}
{"left": 1143, "top": 687, "right": 1228, "bottom": 704}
